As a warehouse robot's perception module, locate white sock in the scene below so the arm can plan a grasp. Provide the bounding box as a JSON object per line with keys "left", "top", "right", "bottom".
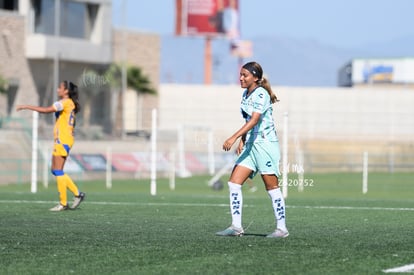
{"left": 267, "top": 188, "right": 287, "bottom": 231}
{"left": 228, "top": 182, "right": 243, "bottom": 229}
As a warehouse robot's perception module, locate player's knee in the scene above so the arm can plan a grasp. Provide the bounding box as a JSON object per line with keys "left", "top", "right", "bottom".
{"left": 51, "top": 169, "right": 64, "bottom": 176}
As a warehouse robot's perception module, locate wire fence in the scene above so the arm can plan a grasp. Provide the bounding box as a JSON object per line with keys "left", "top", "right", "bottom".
{"left": 2, "top": 84, "right": 414, "bottom": 185}
{"left": 1, "top": 136, "right": 414, "bottom": 186}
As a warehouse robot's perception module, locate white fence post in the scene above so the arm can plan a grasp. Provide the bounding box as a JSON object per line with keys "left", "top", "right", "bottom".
{"left": 31, "top": 112, "right": 39, "bottom": 193}
{"left": 169, "top": 149, "right": 176, "bottom": 191}
{"left": 282, "top": 112, "right": 288, "bottom": 199}
{"left": 362, "top": 151, "right": 368, "bottom": 194}
{"left": 106, "top": 146, "right": 112, "bottom": 189}
{"left": 208, "top": 130, "right": 215, "bottom": 175}
{"left": 150, "top": 109, "right": 157, "bottom": 196}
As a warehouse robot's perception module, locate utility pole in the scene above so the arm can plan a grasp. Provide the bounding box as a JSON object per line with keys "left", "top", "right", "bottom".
{"left": 121, "top": 0, "right": 128, "bottom": 139}
{"left": 53, "top": 0, "right": 61, "bottom": 103}
{"left": 204, "top": 36, "right": 212, "bottom": 85}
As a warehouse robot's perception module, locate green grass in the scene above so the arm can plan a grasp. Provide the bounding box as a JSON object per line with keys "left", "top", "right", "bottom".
{"left": 0, "top": 172, "right": 413, "bottom": 274}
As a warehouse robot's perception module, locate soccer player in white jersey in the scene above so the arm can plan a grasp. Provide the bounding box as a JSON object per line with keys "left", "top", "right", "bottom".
{"left": 216, "top": 61, "right": 288, "bottom": 238}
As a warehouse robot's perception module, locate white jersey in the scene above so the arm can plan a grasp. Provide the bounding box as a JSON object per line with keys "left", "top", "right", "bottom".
{"left": 240, "top": 86, "right": 278, "bottom": 143}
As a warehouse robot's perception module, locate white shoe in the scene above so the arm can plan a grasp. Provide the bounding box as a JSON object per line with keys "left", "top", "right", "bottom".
{"left": 216, "top": 225, "right": 244, "bottom": 236}
{"left": 266, "top": 228, "right": 289, "bottom": 238}
{"left": 71, "top": 192, "right": 86, "bottom": 209}
{"left": 49, "top": 204, "right": 68, "bottom": 212}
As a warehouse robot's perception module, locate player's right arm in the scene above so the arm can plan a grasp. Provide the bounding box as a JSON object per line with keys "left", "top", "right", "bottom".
{"left": 16, "top": 104, "right": 56, "bottom": 113}
{"left": 223, "top": 112, "right": 260, "bottom": 151}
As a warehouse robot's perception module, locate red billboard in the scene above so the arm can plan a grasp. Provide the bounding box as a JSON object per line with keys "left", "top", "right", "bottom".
{"left": 176, "top": 0, "right": 239, "bottom": 38}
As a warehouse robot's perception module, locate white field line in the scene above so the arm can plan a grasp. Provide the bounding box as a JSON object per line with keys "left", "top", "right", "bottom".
{"left": 383, "top": 263, "right": 414, "bottom": 273}
{"left": 0, "top": 199, "right": 414, "bottom": 211}
{"left": 287, "top": 205, "right": 414, "bottom": 211}
{"left": 0, "top": 200, "right": 230, "bottom": 207}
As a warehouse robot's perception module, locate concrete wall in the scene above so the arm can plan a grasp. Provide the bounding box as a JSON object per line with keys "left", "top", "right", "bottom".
{"left": 112, "top": 30, "right": 160, "bottom": 130}
{"left": 0, "top": 11, "right": 38, "bottom": 118}
{"left": 158, "top": 84, "right": 414, "bottom": 144}
{"left": 112, "top": 30, "right": 160, "bottom": 86}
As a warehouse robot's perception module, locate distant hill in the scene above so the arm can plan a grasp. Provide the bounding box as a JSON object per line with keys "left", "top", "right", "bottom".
{"left": 354, "top": 35, "right": 414, "bottom": 58}
{"left": 160, "top": 35, "right": 414, "bottom": 87}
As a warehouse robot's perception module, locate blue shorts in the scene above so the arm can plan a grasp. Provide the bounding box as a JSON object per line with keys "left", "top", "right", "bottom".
{"left": 235, "top": 141, "right": 281, "bottom": 179}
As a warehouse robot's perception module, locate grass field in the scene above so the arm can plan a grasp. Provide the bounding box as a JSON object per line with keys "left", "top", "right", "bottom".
{"left": 0, "top": 172, "right": 413, "bottom": 274}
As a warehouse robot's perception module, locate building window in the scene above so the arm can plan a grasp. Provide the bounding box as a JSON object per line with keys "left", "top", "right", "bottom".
{"left": 33, "top": 0, "right": 55, "bottom": 35}
{"left": 0, "top": 0, "right": 18, "bottom": 11}
{"left": 32, "top": 0, "right": 99, "bottom": 39}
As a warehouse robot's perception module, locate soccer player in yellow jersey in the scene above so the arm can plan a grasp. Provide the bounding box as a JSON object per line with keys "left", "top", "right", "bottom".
{"left": 16, "top": 81, "right": 85, "bottom": 211}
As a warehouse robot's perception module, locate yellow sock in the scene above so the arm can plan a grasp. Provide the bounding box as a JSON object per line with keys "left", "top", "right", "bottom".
{"left": 63, "top": 174, "right": 80, "bottom": 197}
{"left": 56, "top": 175, "right": 67, "bottom": 206}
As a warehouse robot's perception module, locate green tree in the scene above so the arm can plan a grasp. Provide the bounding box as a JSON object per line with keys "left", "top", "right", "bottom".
{"left": 105, "top": 63, "right": 157, "bottom": 135}
{"left": 105, "top": 64, "right": 156, "bottom": 95}
{"left": 127, "top": 66, "right": 156, "bottom": 95}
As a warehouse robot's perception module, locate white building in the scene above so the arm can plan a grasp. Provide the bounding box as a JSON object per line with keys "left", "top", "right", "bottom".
{"left": 338, "top": 57, "right": 414, "bottom": 87}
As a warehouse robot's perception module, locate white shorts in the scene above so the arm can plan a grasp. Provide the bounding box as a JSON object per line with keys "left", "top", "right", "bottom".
{"left": 235, "top": 141, "right": 281, "bottom": 179}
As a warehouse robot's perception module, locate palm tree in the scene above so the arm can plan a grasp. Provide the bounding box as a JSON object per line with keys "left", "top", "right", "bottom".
{"left": 127, "top": 66, "right": 156, "bottom": 95}
{"left": 0, "top": 75, "right": 6, "bottom": 124}
{"left": 0, "top": 75, "right": 7, "bottom": 94}
{"left": 105, "top": 63, "right": 157, "bottom": 135}
{"left": 105, "top": 63, "right": 156, "bottom": 95}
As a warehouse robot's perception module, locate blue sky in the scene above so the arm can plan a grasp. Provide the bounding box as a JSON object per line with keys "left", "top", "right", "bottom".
{"left": 112, "top": 0, "right": 414, "bottom": 49}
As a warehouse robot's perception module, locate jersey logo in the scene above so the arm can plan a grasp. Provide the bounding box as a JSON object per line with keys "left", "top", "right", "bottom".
{"left": 266, "top": 161, "right": 272, "bottom": 167}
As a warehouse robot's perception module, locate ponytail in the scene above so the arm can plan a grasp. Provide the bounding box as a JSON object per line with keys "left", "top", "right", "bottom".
{"left": 63, "top": 80, "right": 81, "bottom": 113}
{"left": 259, "top": 77, "right": 279, "bottom": 104}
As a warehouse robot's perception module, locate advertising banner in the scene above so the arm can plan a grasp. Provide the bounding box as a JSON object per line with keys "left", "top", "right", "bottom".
{"left": 111, "top": 153, "right": 141, "bottom": 172}
{"left": 176, "top": 0, "right": 239, "bottom": 38}
{"left": 72, "top": 154, "right": 109, "bottom": 171}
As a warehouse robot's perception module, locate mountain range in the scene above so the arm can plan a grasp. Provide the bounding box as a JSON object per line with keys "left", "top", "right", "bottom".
{"left": 160, "top": 35, "right": 414, "bottom": 87}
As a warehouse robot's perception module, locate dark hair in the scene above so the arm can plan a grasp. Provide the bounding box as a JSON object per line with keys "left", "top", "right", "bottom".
{"left": 63, "top": 80, "right": 81, "bottom": 113}
{"left": 242, "top": 62, "right": 279, "bottom": 104}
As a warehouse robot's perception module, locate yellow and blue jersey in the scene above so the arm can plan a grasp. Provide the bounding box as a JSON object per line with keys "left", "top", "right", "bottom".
{"left": 240, "top": 86, "right": 278, "bottom": 143}
{"left": 53, "top": 98, "right": 76, "bottom": 147}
